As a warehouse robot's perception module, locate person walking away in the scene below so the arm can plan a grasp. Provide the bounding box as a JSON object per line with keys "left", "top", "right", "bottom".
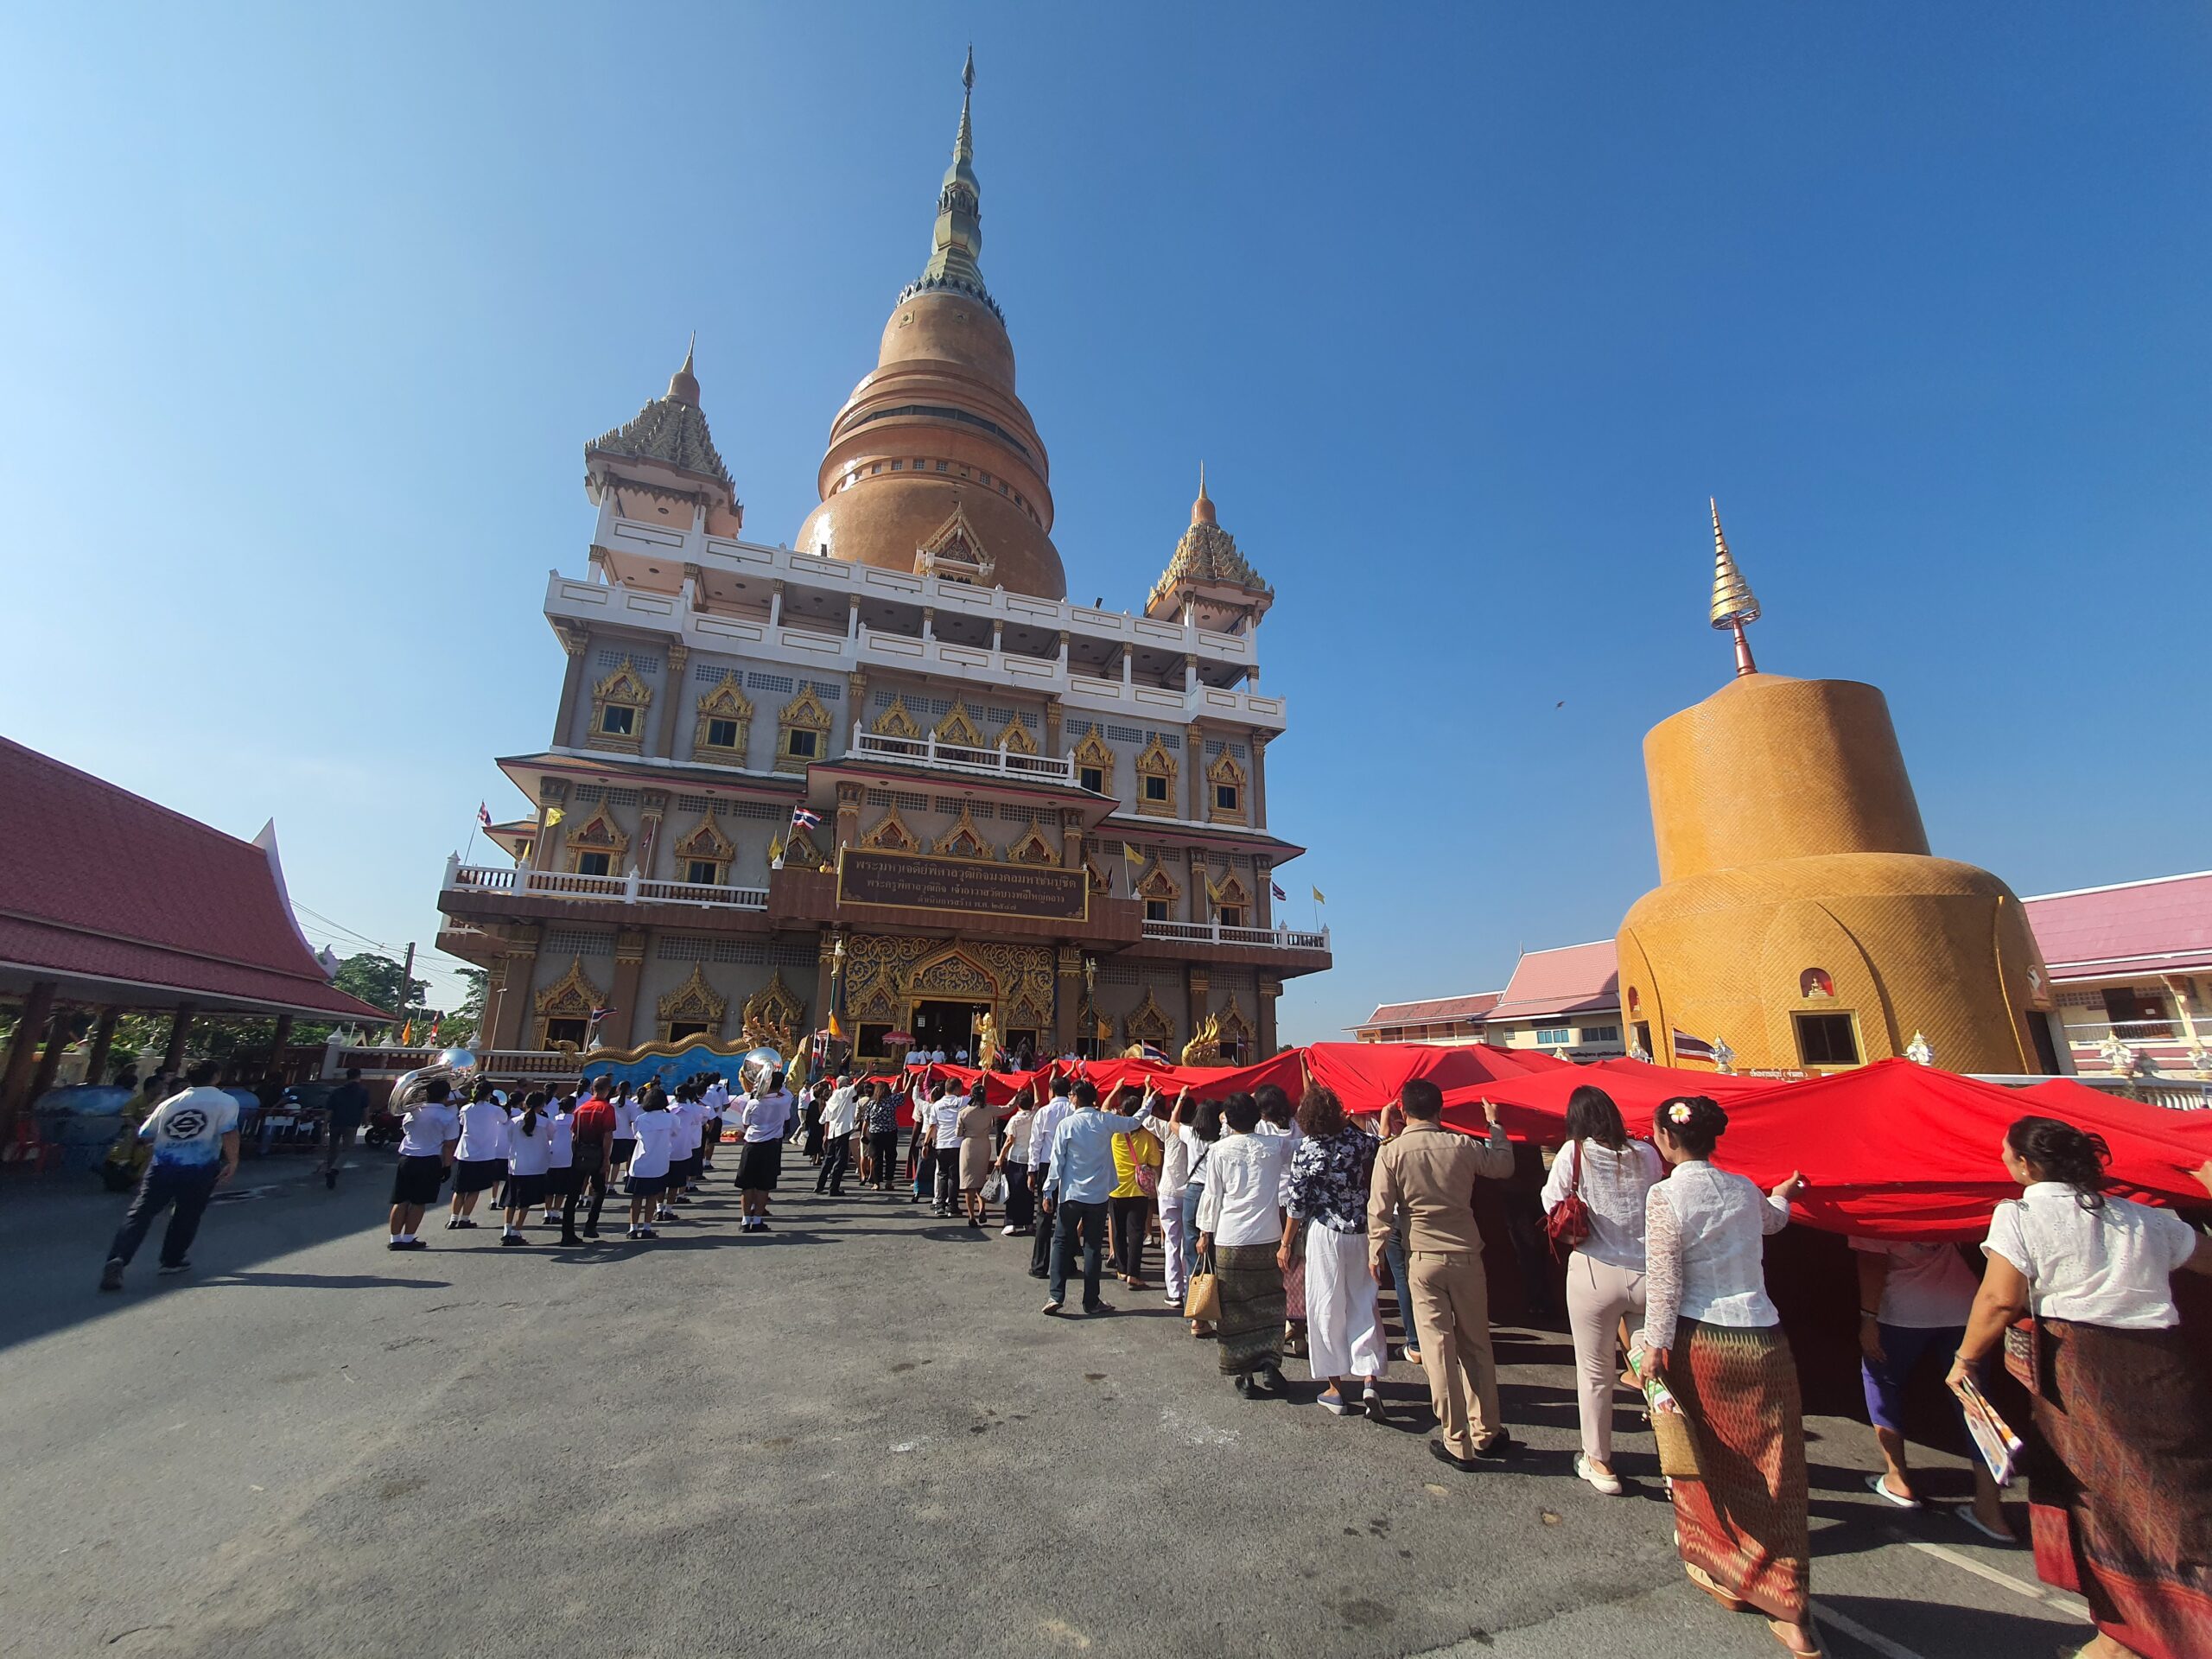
{"left": 1637, "top": 1096, "right": 1813, "bottom": 1658}
{"left": 383, "top": 1078, "right": 459, "bottom": 1251}
{"left": 956, "top": 1082, "right": 998, "bottom": 1229}
{"left": 1541, "top": 1085, "right": 1663, "bottom": 1497}
{"left": 929, "top": 1081, "right": 963, "bottom": 1218}
{"left": 1041, "top": 1081, "right": 1126, "bottom": 1315}
{"left": 1108, "top": 1089, "right": 1162, "bottom": 1288}
{"left": 1376, "top": 1101, "right": 1423, "bottom": 1368}
{"left": 698, "top": 1072, "right": 727, "bottom": 1175}
{"left": 1027, "top": 1077, "right": 1075, "bottom": 1279}
{"left": 1181, "top": 1099, "right": 1224, "bottom": 1334}
{"left": 816, "top": 1071, "right": 859, "bottom": 1196}
{"left": 734, "top": 1071, "right": 795, "bottom": 1232}
{"left": 448, "top": 1082, "right": 511, "bottom": 1230}
{"left": 1282, "top": 1084, "right": 1385, "bottom": 1417}
{"left": 540, "top": 1093, "right": 577, "bottom": 1227}
{"left": 801, "top": 1078, "right": 826, "bottom": 1165}
{"left": 905, "top": 1077, "right": 937, "bottom": 1205}
{"left": 319, "top": 1066, "right": 369, "bottom": 1189}
{"left": 609, "top": 1083, "right": 639, "bottom": 1184}
{"left": 865, "top": 1082, "right": 902, "bottom": 1192}
{"left": 1367, "top": 1079, "right": 1517, "bottom": 1463}
{"left": 1255, "top": 1084, "right": 1307, "bottom": 1357}
{"left": 1141, "top": 1087, "right": 1197, "bottom": 1307}
{"left": 1948, "top": 1118, "right": 2212, "bottom": 1659}
{"left": 500, "top": 1092, "right": 556, "bottom": 1246}
{"left": 1196, "top": 1091, "right": 1298, "bottom": 1395}
{"left": 622, "top": 1088, "right": 676, "bottom": 1240}
{"left": 998, "top": 1086, "right": 1039, "bottom": 1236}
{"left": 1853, "top": 1232, "right": 2012, "bottom": 1539}
{"left": 99, "top": 1062, "right": 240, "bottom": 1289}
{"left": 563, "top": 1081, "right": 615, "bottom": 1244}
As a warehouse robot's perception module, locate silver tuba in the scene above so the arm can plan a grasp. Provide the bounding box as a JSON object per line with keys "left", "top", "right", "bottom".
{"left": 386, "top": 1047, "right": 481, "bottom": 1111}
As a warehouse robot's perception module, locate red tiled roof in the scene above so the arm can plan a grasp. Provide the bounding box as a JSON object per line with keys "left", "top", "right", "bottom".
{"left": 2024, "top": 871, "right": 2212, "bottom": 981}
{"left": 0, "top": 737, "right": 393, "bottom": 1020}
{"left": 1485, "top": 940, "right": 1621, "bottom": 1021}
{"left": 1357, "top": 992, "right": 1501, "bottom": 1028}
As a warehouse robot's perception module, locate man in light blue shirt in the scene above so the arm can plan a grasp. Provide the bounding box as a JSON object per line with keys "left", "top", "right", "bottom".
{"left": 1026, "top": 1077, "right": 1074, "bottom": 1281}
{"left": 1042, "top": 1081, "right": 1124, "bottom": 1315}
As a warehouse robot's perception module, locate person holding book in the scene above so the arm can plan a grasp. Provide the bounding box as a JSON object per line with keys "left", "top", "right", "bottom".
{"left": 1948, "top": 1117, "right": 2212, "bottom": 1659}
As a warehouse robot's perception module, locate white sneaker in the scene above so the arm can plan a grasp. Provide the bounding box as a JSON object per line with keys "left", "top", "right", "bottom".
{"left": 1575, "top": 1453, "right": 1624, "bottom": 1496}
{"left": 1001, "top": 1224, "right": 1018, "bottom": 1236}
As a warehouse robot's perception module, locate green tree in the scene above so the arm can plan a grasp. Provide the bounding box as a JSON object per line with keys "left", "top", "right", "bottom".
{"left": 440, "top": 968, "right": 489, "bottom": 1047}
{"left": 333, "top": 953, "right": 427, "bottom": 1020}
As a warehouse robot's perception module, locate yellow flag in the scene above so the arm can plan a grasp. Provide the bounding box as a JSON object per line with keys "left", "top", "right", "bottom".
{"left": 1311, "top": 886, "right": 1326, "bottom": 905}
{"left": 828, "top": 1008, "right": 846, "bottom": 1039}
{"left": 398, "top": 1020, "right": 414, "bottom": 1046}
{"left": 1095, "top": 1014, "right": 1113, "bottom": 1042}
{"left": 768, "top": 834, "right": 785, "bottom": 861}
{"left": 544, "top": 806, "right": 565, "bottom": 827}
{"left": 1122, "top": 842, "right": 1143, "bottom": 866}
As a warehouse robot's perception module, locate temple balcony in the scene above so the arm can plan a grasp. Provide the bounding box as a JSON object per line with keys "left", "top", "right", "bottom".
{"left": 442, "top": 856, "right": 769, "bottom": 913}
{"left": 844, "top": 725, "right": 1076, "bottom": 785}
{"left": 1141, "top": 917, "right": 1330, "bottom": 955}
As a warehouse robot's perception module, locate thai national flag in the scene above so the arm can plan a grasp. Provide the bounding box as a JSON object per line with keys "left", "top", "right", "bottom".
{"left": 476, "top": 802, "right": 493, "bottom": 830}
{"left": 1136, "top": 1042, "right": 1170, "bottom": 1064}
{"left": 1270, "top": 881, "right": 1287, "bottom": 901}
{"left": 1672, "top": 1030, "right": 1715, "bottom": 1064}
{"left": 791, "top": 806, "right": 823, "bottom": 830}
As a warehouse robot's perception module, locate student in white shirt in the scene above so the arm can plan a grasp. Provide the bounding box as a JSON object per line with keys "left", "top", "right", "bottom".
{"left": 929, "top": 1082, "right": 964, "bottom": 1217}
{"left": 448, "top": 1083, "right": 512, "bottom": 1230}
{"left": 385, "top": 1078, "right": 460, "bottom": 1250}
{"left": 622, "top": 1087, "right": 677, "bottom": 1240}
{"left": 734, "top": 1074, "right": 796, "bottom": 1232}
{"left": 905, "top": 1079, "right": 939, "bottom": 1205}
{"left": 996, "top": 1085, "right": 1040, "bottom": 1237}
{"left": 500, "top": 1093, "right": 556, "bottom": 1245}
{"left": 609, "top": 1084, "right": 640, "bottom": 1180}
{"left": 815, "top": 1072, "right": 860, "bottom": 1197}
{"left": 540, "top": 1094, "right": 577, "bottom": 1228}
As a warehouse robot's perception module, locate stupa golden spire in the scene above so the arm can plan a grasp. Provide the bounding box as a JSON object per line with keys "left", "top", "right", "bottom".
{"left": 1707, "top": 497, "right": 1760, "bottom": 678}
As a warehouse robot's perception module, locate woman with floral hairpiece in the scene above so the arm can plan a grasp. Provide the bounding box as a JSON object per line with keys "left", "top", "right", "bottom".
{"left": 1637, "top": 1095, "right": 1815, "bottom": 1659}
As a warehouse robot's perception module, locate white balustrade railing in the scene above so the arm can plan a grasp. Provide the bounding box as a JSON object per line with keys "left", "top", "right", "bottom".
{"left": 444, "top": 857, "right": 767, "bottom": 912}
{"left": 1141, "top": 918, "right": 1330, "bottom": 952}
{"left": 849, "top": 724, "right": 1076, "bottom": 784}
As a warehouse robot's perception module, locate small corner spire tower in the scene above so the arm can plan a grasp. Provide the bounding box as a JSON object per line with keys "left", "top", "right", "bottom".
{"left": 583, "top": 337, "right": 741, "bottom": 536}
{"left": 1707, "top": 497, "right": 1760, "bottom": 678}
{"left": 1146, "top": 466, "right": 1274, "bottom": 629}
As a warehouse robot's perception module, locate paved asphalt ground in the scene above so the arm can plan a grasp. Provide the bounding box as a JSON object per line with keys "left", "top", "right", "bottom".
{"left": 2, "top": 1152, "right": 2098, "bottom": 1659}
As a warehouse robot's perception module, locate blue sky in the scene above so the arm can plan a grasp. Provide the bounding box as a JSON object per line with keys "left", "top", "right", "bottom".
{"left": 2, "top": 5, "right": 2206, "bottom": 1039}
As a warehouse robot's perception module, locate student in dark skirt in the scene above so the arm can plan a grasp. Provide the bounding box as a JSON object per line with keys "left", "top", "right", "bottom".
{"left": 386, "top": 1081, "right": 459, "bottom": 1251}
{"left": 622, "top": 1087, "right": 677, "bottom": 1241}
{"left": 540, "top": 1093, "right": 576, "bottom": 1227}
{"left": 734, "top": 1071, "right": 796, "bottom": 1234}
{"left": 609, "top": 1083, "right": 639, "bottom": 1183}
{"left": 447, "top": 1082, "right": 511, "bottom": 1230}
{"left": 501, "top": 1091, "right": 555, "bottom": 1246}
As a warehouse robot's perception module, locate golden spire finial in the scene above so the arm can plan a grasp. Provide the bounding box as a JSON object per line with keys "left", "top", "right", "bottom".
{"left": 668, "top": 332, "right": 700, "bottom": 405}
{"left": 1707, "top": 497, "right": 1761, "bottom": 677}
{"left": 1193, "top": 461, "right": 1215, "bottom": 525}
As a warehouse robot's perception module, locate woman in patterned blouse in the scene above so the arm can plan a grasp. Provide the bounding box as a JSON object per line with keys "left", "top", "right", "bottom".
{"left": 1281, "top": 1086, "right": 1387, "bottom": 1417}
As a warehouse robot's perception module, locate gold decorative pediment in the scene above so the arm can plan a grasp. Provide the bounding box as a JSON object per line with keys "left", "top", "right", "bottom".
{"left": 935, "top": 702, "right": 985, "bottom": 748}
{"left": 564, "top": 805, "right": 630, "bottom": 872}
{"left": 1136, "top": 861, "right": 1181, "bottom": 902}
{"left": 915, "top": 502, "right": 995, "bottom": 583}
{"left": 672, "top": 810, "right": 735, "bottom": 863}
{"left": 1124, "top": 988, "right": 1175, "bottom": 1050}
{"left": 909, "top": 945, "right": 998, "bottom": 1001}
{"left": 861, "top": 808, "right": 919, "bottom": 853}
{"left": 775, "top": 685, "right": 833, "bottom": 775}
{"left": 872, "top": 696, "right": 923, "bottom": 741}
{"left": 932, "top": 804, "right": 993, "bottom": 860}
{"left": 1085, "top": 859, "right": 1110, "bottom": 894}
{"left": 1205, "top": 747, "right": 1249, "bottom": 823}
{"left": 1214, "top": 991, "right": 1254, "bottom": 1042}
{"left": 693, "top": 671, "right": 754, "bottom": 762}
{"left": 536, "top": 956, "right": 606, "bottom": 1017}
{"left": 741, "top": 969, "right": 806, "bottom": 1047}
{"left": 994, "top": 717, "right": 1038, "bottom": 756}
{"left": 782, "top": 826, "right": 825, "bottom": 869}
{"left": 1007, "top": 823, "right": 1058, "bottom": 867}
{"left": 1071, "top": 728, "right": 1116, "bottom": 769}
{"left": 657, "top": 964, "right": 728, "bottom": 1039}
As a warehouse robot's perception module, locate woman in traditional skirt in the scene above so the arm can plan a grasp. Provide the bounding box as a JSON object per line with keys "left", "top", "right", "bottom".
{"left": 447, "top": 1082, "right": 511, "bottom": 1230}
{"left": 1949, "top": 1117, "right": 2212, "bottom": 1659}
{"left": 1196, "top": 1092, "right": 1297, "bottom": 1397}
{"left": 1255, "top": 1084, "right": 1307, "bottom": 1357}
{"left": 956, "top": 1080, "right": 1000, "bottom": 1230}
{"left": 1637, "top": 1096, "right": 1814, "bottom": 1657}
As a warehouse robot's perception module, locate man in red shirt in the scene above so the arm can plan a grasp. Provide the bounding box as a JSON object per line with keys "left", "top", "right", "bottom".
{"left": 562, "top": 1077, "right": 617, "bottom": 1245}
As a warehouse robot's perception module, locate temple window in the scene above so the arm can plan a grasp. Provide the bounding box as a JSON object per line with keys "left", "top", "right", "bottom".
{"left": 585, "top": 658, "right": 652, "bottom": 754}
{"left": 685, "top": 859, "right": 720, "bottom": 886}
{"left": 774, "top": 687, "right": 833, "bottom": 774}
{"left": 1794, "top": 1012, "right": 1861, "bottom": 1067}
{"left": 576, "top": 852, "right": 611, "bottom": 877}
{"left": 786, "top": 728, "right": 817, "bottom": 759}
{"left": 1216, "top": 784, "right": 1239, "bottom": 812}
{"left": 1079, "top": 766, "right": 1105, "bottom": 793}
{"left": 1144, "top": 776, "right": 1168, "bottom": 802}
{"left": 706, "top": 717, "right": 740, "bottom": 748}
{"left": 1218, "top": 906, "right": 1244, "bottom": 927}
{"left": 544, "top": 1018, "right": 588, "bottom": 1047}
{"left": 667, "top": 1020, "right": 709, "bottom": 1042}
{"left": 1800, "top": 968, "right": 1834, "bottom": 999}
{"left": 1145, "top": 899, "right": 1170, "bottom": 923}
{"left": 601, "top": 706, "right": 634, "bottom": 735}
{"left": 1584, "top": 1025, "right": 1620, "bottom": 1043}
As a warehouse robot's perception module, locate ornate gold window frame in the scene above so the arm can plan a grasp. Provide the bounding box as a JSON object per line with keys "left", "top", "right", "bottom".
{"left": 670, "top": 810, "right": 735, "bottom": 887}
{"left": 775, "top": 686, "right": 833, "bottom": 774}
{"left": 1205, "top": 748, "right": 1249, "bottom": 824}
{"left": 1123, "top": 988, "right": 1175, "bottom": 1052}
{"left": 657, "top": 963, "right": 728, "bottom": 1044}
{"left": 692, "top": 671, "right": 754, "bottom": 765}
{"left": 932, "top": 804, "right": 993, "bottom": 860}
{"left": 1070, "top": 728, "right": 1116, "bottom": 796}
{"left": 1135, "top": 733, "right": 1178, "bottom": 818}
{"left": 534, "top": 955, "right": 607, "bottom": 1050}
{"left": 564, "top": 805, "right": 630, "bottom": 875}
{"left": 1007, "top": 823, "right": 1058, "bottom": 866}
{"left": 586, "top": 658, "right": 653, "bottom": 754}
{"left": 860, "top": 807, "right": 919, "bottom": 852}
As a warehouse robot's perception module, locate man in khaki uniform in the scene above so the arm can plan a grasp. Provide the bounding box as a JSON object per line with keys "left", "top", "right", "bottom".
{"left": 1367, "top": 1077, "right": 1516, "bottom": 1471}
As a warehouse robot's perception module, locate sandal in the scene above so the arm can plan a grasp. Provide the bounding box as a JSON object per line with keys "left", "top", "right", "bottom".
{"left": 1685, "top": 1562, "right": 1747, "bottom": 1612}
{"left": 1765, "top": 1618, "right": 1821, "bottom": 1657}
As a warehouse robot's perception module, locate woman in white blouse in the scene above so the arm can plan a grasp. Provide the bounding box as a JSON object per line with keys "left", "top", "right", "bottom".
{"left": 1541, "top": 1085, "right": 1663, "bottom": 1497}
{"left": 1948, "top": 1116, "right": 2212, "bottom": 1659}
{"left": 500, "top": 1092, "right": 555, "bottom": 1246}
{"left": 447, "top": 1083, "right": 512, "bottom": 1230}
{"left": 1637, "top": 1096, "right": 1813, "bottom": 1659}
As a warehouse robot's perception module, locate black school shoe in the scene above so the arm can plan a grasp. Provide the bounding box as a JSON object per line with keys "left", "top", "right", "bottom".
{"left": 1429, "top": 1440, "right": 1481, "bottom": 1473}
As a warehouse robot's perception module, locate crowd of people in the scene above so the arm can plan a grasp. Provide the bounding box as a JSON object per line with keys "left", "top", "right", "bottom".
{"left": 99, "top": 1051, "right": 2209, "bottom": 1659}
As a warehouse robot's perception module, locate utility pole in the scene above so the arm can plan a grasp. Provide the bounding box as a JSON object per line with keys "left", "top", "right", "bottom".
{"left": 399, "top": 941, "right": 416, "bottom": 1041}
